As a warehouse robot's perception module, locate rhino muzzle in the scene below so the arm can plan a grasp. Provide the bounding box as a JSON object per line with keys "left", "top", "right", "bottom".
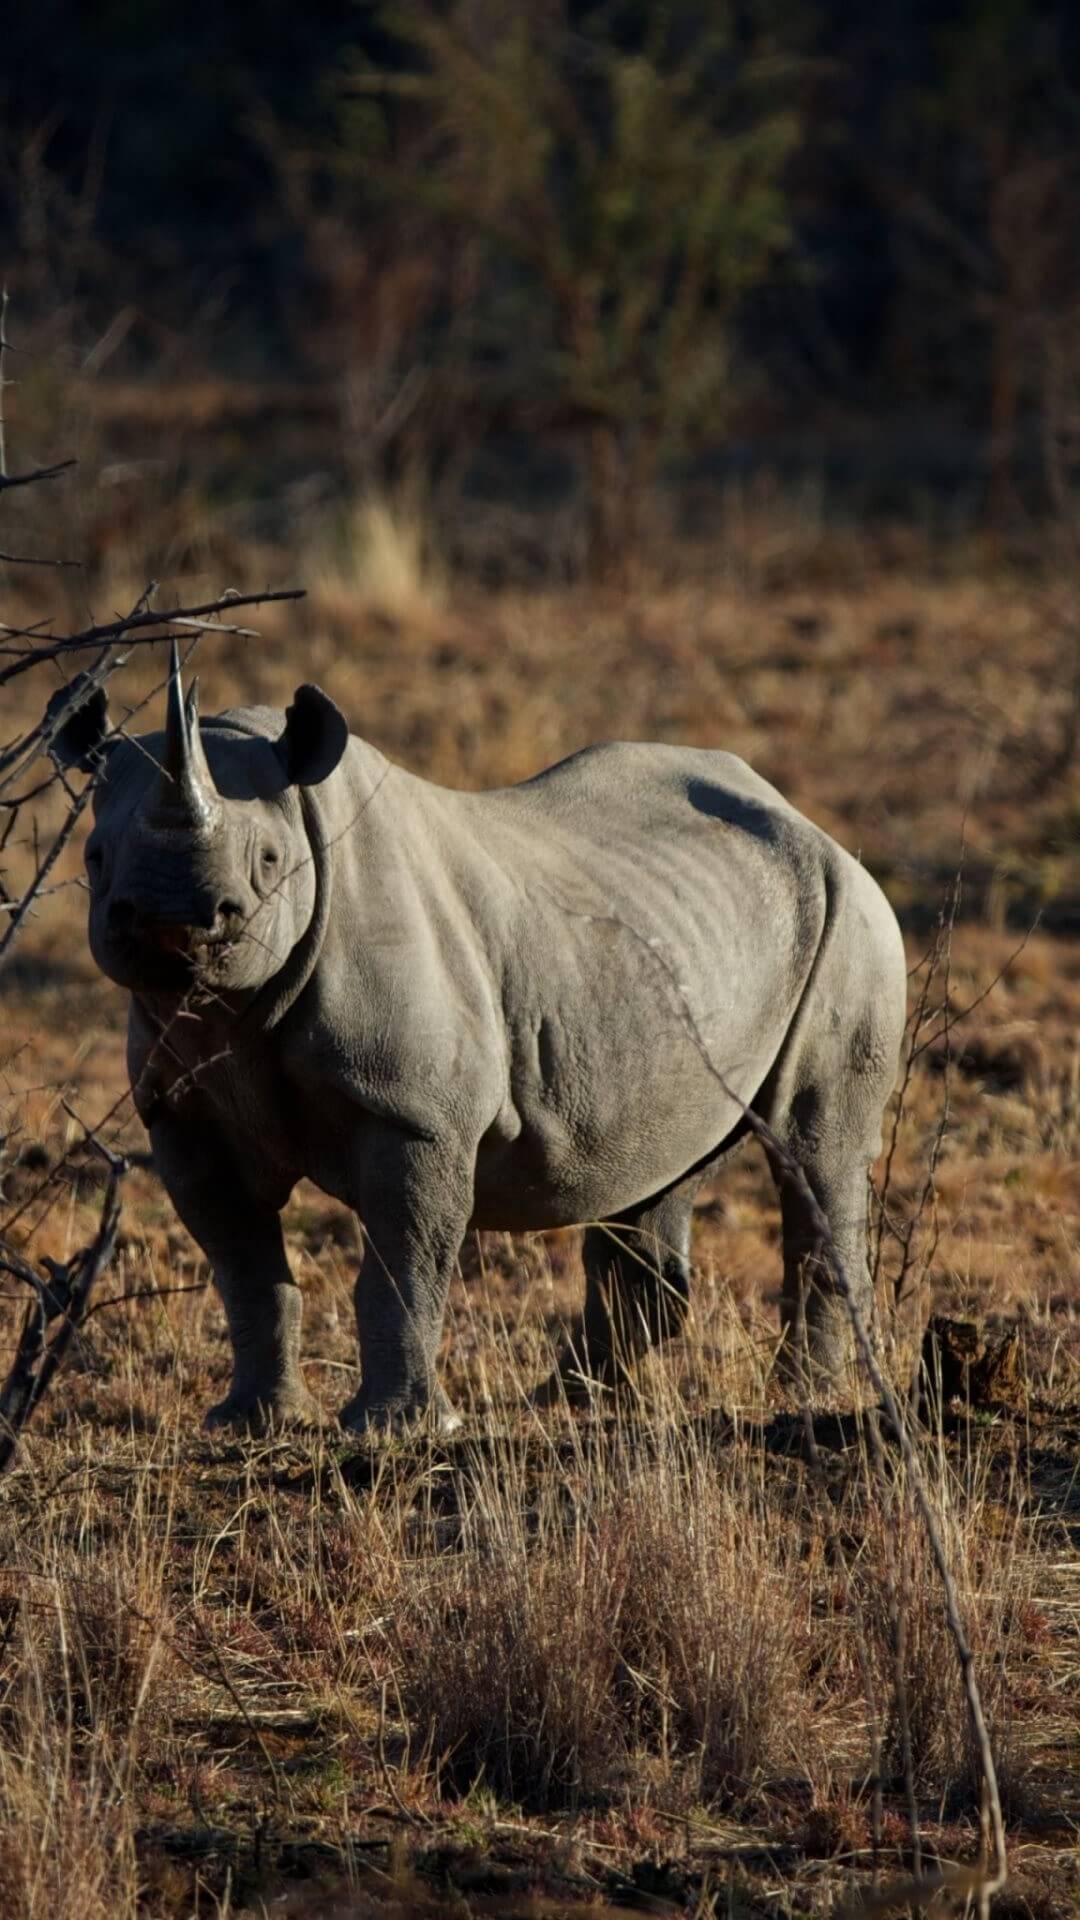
{"left": 107, "top": 896, "right": 244, "bottom": 953}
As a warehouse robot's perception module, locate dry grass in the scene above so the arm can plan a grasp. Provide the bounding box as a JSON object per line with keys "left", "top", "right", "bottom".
{"left": 1, "top": 482, "right": 1078, "bottom": 1913}
{"left": 399, "top": 1424, "right": 824, "bottom": 1814}
{"left": 857, "top": 1458, "right": 1040, "bottom": 1812}
{"left": 313, "top": 493, "right": 446, "bottom": 627}
{"left": 0, "top": 1293, "right": 1072, "bottom": 1916}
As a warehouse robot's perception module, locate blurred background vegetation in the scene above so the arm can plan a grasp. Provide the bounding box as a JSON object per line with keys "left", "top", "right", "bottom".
{"left": 2, "top": 0, "right": 1079, "bottom": 581}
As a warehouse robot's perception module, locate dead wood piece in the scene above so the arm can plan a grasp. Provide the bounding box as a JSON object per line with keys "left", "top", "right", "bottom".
{"left": 920, "top": 1315, "right": 1025, "bottom": 1412}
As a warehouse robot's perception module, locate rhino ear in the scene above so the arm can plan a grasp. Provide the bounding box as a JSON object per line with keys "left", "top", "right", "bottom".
{"left": 279, "top": 684, "right": 349, "bottom": 787}
{"left": 45, "top": 677, "right": 111, "bottom": 773}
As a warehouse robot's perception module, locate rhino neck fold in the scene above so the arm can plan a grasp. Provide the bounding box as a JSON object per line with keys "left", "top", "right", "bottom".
{"left": 238, "top": 781, "right": 334, "bottom": 1036}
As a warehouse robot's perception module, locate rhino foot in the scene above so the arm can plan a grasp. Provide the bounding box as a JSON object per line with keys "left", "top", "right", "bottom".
{"left": 204, "top": 1382, "right": 324, "bottom": 1435}
{"left": 338, "top": 1386, "right": 462, "bottom": 1441}
{"left": 773, "top": 1322, "right": 850, "bottom": 1404}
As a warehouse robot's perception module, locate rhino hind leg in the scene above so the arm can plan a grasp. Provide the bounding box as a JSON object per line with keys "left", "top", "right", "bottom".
{"left": 769, "top": 1149, "right": 872, "bottom": 1398}
{"left": 544, "top": 1184, "right": 697, "bottom": 1402}
{"left": 763, "top": 1001, "right": 900, "bottom": 1397}
{"left": 755, "top": 864, "right": 907, "bottom": 1399}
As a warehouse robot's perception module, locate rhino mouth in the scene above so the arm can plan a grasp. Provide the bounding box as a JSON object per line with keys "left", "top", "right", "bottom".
{"left": 105, "top": 921, "right": 243, "bottom": 993}
{"left": 146, "top": 923, "right": 237, "bottom": 964}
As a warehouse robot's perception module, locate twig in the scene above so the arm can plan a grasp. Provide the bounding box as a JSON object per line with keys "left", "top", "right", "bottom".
{"left": 0, "top": 457, "right": 76, "bottom": 493}
{"left": 0, "top": 1160, "right": 124, "bottom": 1474}
{"left": 82, "top": 1282, "right": 207, "bottom": 1320}
{"left": 0, "top": 779, "right": 93, "bottom": 970}
{"left": 0, "top": 878, "right": 84, "bottom": 906}
{"left": 0, "top": 550, "right": 81, "bottom": 569}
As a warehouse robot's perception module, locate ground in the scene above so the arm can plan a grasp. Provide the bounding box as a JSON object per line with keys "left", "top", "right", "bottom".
{"left": 1, "top": 541, "right": 1078, "bottom": 1918}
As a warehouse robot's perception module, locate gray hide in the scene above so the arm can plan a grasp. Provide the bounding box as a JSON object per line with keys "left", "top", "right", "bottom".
{"left": 54, "top": 650, "right": 907, "bottom": 1431}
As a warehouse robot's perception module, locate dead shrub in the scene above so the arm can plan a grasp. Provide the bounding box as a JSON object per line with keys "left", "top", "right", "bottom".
{"left": 0, "top": 1751, "right": 141, "bottom": 1920}
{"left": 400, "top": 1506, "right": 626, "bottom": 1807}
{"left": 397, "top": 1432, "right": 824, "bottom": 1813}
{"left": 609, "top": 1454, "right": 818, "bottom": 1804}
{"left": 14, "top": 1556, "right": 165, "bottom": 1749}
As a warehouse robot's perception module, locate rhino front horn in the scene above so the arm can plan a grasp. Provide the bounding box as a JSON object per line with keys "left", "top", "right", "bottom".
{"left": 155, "top": 640, "right": 221, "bottom": 832}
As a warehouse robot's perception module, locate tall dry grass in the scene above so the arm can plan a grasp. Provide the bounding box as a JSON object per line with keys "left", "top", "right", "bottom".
{"left": 0, "top": 1219, "right": 1062, "bottom": 1917}
{"left": 312, "top": 492, "right": 445, "bottom": 627}
{"left": 856, "top": 1446, "right": 1038, "bottom": 1814}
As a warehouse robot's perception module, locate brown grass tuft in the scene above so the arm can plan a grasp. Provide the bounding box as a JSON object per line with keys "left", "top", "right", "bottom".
{"left": 397, "top": 1429, "right": 826, "bottom": 1813}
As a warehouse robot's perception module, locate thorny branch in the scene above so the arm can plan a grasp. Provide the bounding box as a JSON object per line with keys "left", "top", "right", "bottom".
{"left": 0, "top": 583, "right": 305, "bottom": 685}
{"left": 0, "top": 1151, "right": 124, "bottom": 1475}
{"left": 0, "top": 388, "right": 303, "bottom": 1463}
{"left": 0, "top": 777, "right": 92, "bottom": 967}
{"left": 0, "top": 457, "right": 76, "bottom": 494}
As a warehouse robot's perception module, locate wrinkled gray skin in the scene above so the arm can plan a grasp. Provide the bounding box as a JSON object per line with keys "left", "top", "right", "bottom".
{"left": 54, "top": 651, "right": 906, "bottom": 1434}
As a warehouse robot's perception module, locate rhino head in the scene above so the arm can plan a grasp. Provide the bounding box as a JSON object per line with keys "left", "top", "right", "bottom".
{"left": 51, "top": 646, "right": 348, "bottom": 999}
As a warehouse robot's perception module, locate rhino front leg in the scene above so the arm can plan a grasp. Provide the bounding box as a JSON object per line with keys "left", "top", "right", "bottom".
{"left": 340, "top": 1133, "right": 473, "bottom": 1437}
{"left": 149, "top": 1106, "right": 319, "bottom": 1432}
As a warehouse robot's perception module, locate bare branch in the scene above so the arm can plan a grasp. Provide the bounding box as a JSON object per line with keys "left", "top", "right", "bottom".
{"left": 0, "top": 457, "right": 76, "bottom": 493}
{"left": 0, "top": 585, "right": 305, "bottom": 685}
{"left": 0, "top": 549, "right": 81, "bottom": 568}
{"left": 0, "top": 779, "right": 93, "bottom": 971}
{"left": 0, "top": 1158, "right": 125, "bottom": 1474}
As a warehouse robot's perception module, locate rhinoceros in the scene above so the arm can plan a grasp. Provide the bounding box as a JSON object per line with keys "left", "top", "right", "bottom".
{"left": 52, "top": 647, "right": 906, "bottom": 1432}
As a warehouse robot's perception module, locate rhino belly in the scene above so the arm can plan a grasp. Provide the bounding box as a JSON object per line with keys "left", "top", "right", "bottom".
{"left": 469, "top": 1078, "right": 745, "bottom": 1231}
{"left": 470, "top": 955, "right": 799, "bottom": 1230}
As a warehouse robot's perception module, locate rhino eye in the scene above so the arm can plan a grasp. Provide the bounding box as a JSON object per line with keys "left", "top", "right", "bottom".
{"left": 259, "top": 845, "right": 281, "bottom": 881}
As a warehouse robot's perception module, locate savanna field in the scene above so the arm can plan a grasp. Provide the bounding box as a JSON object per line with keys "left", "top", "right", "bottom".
{"left": 1, "top": 464, "right": 1079, "bottom": 1917}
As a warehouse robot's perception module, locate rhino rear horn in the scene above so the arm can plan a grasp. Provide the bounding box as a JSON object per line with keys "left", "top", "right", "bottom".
{"left": 155, "top": 641, "right": 221, "bottom": 831}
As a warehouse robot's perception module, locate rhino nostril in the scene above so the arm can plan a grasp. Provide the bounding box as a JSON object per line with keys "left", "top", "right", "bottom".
{"left": 217, "top": 899, "right": 245, "bottom": 926}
